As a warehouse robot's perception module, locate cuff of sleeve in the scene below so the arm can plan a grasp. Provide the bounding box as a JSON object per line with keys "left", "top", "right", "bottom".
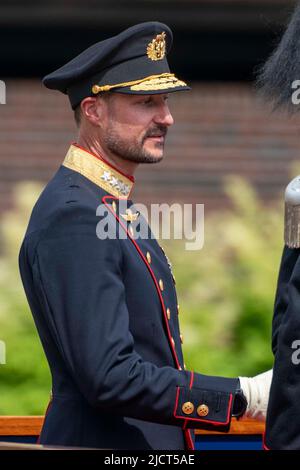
{"left": 173, "top": 386, "right": 234, "bottom": 431}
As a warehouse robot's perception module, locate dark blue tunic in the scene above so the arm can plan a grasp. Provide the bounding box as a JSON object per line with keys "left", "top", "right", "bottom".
{"left": 265, "top": 246, "right": 300, "bottom": 449}
{"left": 19, "top": 144, "right": 238, "bottom": 450}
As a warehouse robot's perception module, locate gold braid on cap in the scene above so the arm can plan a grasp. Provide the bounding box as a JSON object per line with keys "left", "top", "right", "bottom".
{"left": 91, "top": 73, "right": 187, "bottom": 94}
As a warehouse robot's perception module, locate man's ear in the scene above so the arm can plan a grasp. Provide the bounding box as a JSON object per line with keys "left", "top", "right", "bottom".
{"left": 80, "top": 96, "right": 105, "bottom": 127}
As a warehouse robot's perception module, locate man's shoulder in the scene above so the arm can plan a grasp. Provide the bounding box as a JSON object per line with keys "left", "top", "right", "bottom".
{"left": 45, "top": 164, "right": 107, "bottom": 207}
{"left": 25, "top": 165, "right": 108, "bottom": 237}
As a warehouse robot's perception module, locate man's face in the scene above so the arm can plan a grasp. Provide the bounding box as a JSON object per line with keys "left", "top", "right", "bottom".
{"left": 99, "top": 93, "right": 174, "bottom": 164}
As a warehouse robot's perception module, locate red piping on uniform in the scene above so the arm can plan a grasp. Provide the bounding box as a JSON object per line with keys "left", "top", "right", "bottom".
{"left": 103, "top": 194, "right": 191, "bottom": 449}
{"left": 189, "top": 371, "right": 194, "bottom": 390}
{"left": 72, "top": 142, "right": 135, "bottom": 182}
{"left": 262, "top": 432, "right": 270, "bottom": 450}
{"left": 173, "top": 387, "right": 192, "bottom": 448}
{"left": 182, "top": 371, "right": 195, "bottom": 437}
{"left": 184, "top": 429, "right": 195, "bottom": 451}
{"left": 103, "top": 195, "right": 181, "bottom": 370}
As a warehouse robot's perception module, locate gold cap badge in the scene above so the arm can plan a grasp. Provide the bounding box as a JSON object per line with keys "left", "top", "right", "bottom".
{"left": 147, "top": 32, "right": 166, "bottom": 61}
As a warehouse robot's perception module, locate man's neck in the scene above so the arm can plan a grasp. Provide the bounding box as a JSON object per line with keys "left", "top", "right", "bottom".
{"left": 77, "top": 135, "right": 138, "bottom": 178}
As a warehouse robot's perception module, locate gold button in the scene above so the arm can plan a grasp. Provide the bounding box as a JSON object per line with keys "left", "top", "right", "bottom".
{"left": 182, "top": 402, "right": 194, "bottom": 415}
{"left": 166, "top": 308, "right": 171, "bottom": 320}
{"left": 129, "top": 225, "right": 134, "bottom": 237}
{"left": 184, "top": 364, "right": 187, "bottom": 370}
{"left": 177, "top": 304, "right": 180, "bottom": 314}
{"left": 180, "top": 334, "right": 183, "bottom": 344}
{"left": 92, "top": 85, "right": 100, "bottom": 94}
{"left": 112, "top": 201, "right": 117, "bottom": 212}
{"left": 146, "top": 252, "right": 151, "bottom": 264}
{"left": 197, "top": 404, "right": 209, "bottom": 417}
{"left": 159, "top": 279, "right": 164, "bottom": 291}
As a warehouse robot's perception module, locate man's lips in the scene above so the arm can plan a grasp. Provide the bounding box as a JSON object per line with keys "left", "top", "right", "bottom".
{"left": 143, "top": 129, "right": 167, "bottom": 144}
{"left": 146, "top": 135, "right": 165, "bottom": 140}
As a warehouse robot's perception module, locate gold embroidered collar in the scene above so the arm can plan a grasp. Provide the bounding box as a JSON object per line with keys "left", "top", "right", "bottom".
{"left": 62, "top": 144, "right": 134, "bottom": 198}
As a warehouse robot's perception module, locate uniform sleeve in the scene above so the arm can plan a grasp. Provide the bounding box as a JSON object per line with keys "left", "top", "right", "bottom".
{"left": 272, "top": 246, "right": 300, "bottom": 355}
{"left": 266, "top": 247, "right": 300, "bottom": 448}
{"left": 30, "top": 206, "right": 238, "bottom": 431}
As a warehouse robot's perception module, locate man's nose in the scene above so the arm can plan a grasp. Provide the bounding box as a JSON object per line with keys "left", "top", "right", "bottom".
{"left": 154, "top": 104, "right": 174, "bottom": 127}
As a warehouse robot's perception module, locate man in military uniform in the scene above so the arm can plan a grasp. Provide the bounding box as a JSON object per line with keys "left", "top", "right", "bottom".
{"left": 19, "top": 22, "right": 271, "bottom": 450}
{"left": 258, "top": 2, "right": 300, "bottom": 450}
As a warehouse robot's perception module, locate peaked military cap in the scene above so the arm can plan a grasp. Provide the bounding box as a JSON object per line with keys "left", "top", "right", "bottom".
{"left": 43, "top": 22, "right": 190, "bottom": 109}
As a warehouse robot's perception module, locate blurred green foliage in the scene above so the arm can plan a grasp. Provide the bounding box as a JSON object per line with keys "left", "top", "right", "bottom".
{"left": 0, "top": 183, "right": 51, "bottom": 415}
{"left": 164, "top": 176, "right": 281, "bottom": 378}
{"left": 0, "top": 177, "right": 279, "bottom": 414}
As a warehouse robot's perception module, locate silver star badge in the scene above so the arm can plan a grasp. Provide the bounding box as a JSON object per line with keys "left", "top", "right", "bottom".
{"left": 101, "top": 170, "right": 111, "bottom": 182}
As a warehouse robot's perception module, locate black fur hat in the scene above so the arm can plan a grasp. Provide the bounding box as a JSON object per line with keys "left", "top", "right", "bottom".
{"left": 258, "top": 2, "right": 300, "bottom": 113}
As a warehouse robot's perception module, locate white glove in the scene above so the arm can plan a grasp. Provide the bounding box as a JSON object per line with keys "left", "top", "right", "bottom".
{"left": 239, "top": 369, "right": 273, "bottom": 421}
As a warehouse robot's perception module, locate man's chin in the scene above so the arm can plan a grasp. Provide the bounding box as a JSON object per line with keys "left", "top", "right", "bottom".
{"left": 139, "top": 150, "right": 164, "bottom": 164}
{"left": 140, "top": 144, "right": 164, "bottom": 163}
{"left": 142, "top": 157, "right": 163, "bottom": 164}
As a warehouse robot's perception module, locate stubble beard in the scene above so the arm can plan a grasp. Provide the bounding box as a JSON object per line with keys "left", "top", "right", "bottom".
{"left": 103, "top": 125, "right": 167, "bottom": 164}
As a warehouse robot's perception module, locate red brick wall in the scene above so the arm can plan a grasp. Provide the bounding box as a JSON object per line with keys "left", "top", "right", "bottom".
{"left": 1, "top": 79, "right": 300, "bottom": 212}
